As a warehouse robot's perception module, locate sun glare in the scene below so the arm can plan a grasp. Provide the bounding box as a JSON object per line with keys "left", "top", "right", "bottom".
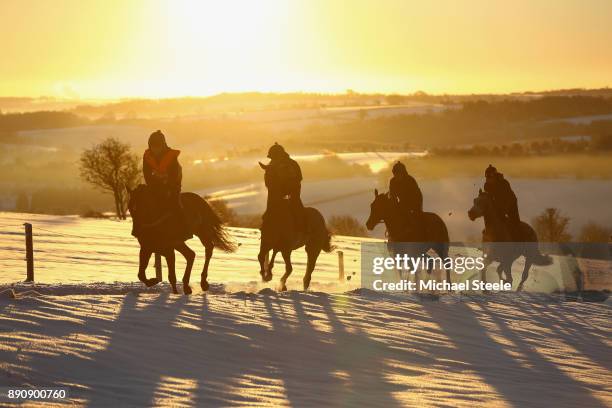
{"left": 151, "top": 0, "right": 294, "bottom": 96}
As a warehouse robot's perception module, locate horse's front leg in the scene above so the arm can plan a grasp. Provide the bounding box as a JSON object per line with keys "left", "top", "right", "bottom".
{"left": 138, "top": 248, "right": 158, "bottom": 287}
{"left": 175, "top": 242, "right": 195, "bottom": 295}
{"left": 279, "top": 250, "right": 293, "bottom": 291}
{"left": 258, "top": 243, "right": 272, "bottom": 282}
{"left": 164, "top": 249, "right": 178, "bottom": 294}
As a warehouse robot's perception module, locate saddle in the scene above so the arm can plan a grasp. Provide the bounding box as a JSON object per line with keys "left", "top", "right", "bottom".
{"left": 147, "top": 191, "right": 193, "bottom": 241}
{"left": 483, "top": 218, "right": 521, "bottom": 242}
{"left": 399, "top": 209, "right": 424, "bottom": 240}
{"left": 263, "top": 199, "right": 306, "bottom": 229}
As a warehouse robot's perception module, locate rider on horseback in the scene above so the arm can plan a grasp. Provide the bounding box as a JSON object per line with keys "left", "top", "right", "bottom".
{"left": 389, "top": 161, "right": 423, "bottom": 232}
{"left": 143, "top": 130, "right": 191, "bottom": 239}
{"left": 483, "top": 164, "right": 521, "bottom": 240}
{"left": 263, "top": 143, "right": 304, "bottom": 231}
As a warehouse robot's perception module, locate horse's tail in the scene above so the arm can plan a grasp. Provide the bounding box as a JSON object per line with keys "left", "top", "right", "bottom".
{"left": 211, "top": 223, "right": 238, "bottom": 253}
{"left": 522, "top": 222, "right": 553, "bottom": 266}
{"left": 306, "top": 207, "right": 335, "bottom": 253}
{"left": 196, "top": 195, "right": 237, "bottom": 253}
{"left": 322, "top": 230, "right": 335, "bottom": 253}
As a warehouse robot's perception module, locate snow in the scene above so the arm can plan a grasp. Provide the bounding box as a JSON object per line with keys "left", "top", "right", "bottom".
{"left": 0, "top": 288, "right": 610, "bottom": 406}
{"left": 1, "top": 212, "right": 610, "bottom": 293}
{"left": 0, "top": 212, "right": 610, "bottom": 406}
{"left": 0, "top": 212, "right": 365, "bottom": 292}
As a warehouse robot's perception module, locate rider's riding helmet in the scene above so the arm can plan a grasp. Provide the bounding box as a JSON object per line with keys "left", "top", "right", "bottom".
{"left": 267, "top": 142, "right": 287, "bottom": 160}
{"left": 392, "top": 161, "right": 408, "bottom": 176}
{"left": 148, "top": 130, "right": 168, "bottom": 149}
{"left": 485, "top": 164, "right": 497, "bottom": 178}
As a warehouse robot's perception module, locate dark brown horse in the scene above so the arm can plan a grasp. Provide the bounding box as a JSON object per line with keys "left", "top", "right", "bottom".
{"left": 468, "top": 189, "right": 552, "bottom": 291}
{"left": 128, "top": 185, "right": 236, "bottom": 294}
{"left": 258, "top": 163, "right": 334, "bottom": 291}
{"left": 366, "top": 189, "right": 452, "bottom": 283}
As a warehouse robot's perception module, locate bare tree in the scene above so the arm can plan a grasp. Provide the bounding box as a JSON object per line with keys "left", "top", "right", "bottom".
{"left": 79, "top": 138, "right": 140, "bottom": 219}
{"left": 532, "top": 208, "right": 571, "bottom": 242}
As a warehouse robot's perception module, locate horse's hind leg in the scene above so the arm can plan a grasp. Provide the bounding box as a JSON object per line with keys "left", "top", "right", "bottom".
{"left": 496, "top": 263, "right": 504, "bottom": 282}
{"left": 175, "top": 242, "right": 195, "bottom": 295}
{"left": 503, "top": 262, "right": 514, "bottom": 287}
{"left": 202, "top": 243, "right": 213, "bottom": 291}
{"left": 304, "top": 246, "right": 321, "bottom": 291}
{"left": 516, "top": 260, "right": 532, "bottom": 292}
{"left": 279, "top": 250, "right": 293, "bottom": 291}
{"left": 138, "top": 248, "right": 158, "bottom": 287}
{"left": 164, "top": 249, "right": 178, "bottom": 294}
{"left": 435, "top": 244, "right": 452, "bottom": 285}
{"left": 197, "top": 235, "right": 214, "bottom": 291}
{"left": 478, "top": 258, "right": 492, "bottom": 293}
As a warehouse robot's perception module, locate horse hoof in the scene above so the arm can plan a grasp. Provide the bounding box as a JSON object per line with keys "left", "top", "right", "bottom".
{"left": 183, "top": 284, "right": 192, "bottom": 295}
{"left": 171, "top": 285, "right": 179, "bottom": 294}
{"left": 145, "top": 278, "right": 160, "bottom": 287}
{"left": 262, "top": 273, "right": 273, "bottom": 283}
{"left": 201, "top": 281, "right": 209, "bottom": 291}
{"left": 280, "top": 283, "right": 288, "bottom": 292}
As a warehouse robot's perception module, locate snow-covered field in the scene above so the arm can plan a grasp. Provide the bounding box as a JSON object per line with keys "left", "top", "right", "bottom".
{"left": 1, "top": 212, "right": 610, "bottom": 407}
{"left": 2, "top": 211, "right": 609, "bottom": 293}
{"left": 1, "top": 286, "right": 610, "bottom": 407}
{"left": 0, "top": 212, "right": 365, "bottom": 291}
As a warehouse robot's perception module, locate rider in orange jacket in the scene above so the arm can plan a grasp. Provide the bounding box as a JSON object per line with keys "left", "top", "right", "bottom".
{"left": 143, "top": 130, "right": 190, "bottom": 238}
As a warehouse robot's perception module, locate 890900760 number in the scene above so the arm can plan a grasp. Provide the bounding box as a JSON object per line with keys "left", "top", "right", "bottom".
{"left": 1, "top": 387, "right": 69, "bottom": 402}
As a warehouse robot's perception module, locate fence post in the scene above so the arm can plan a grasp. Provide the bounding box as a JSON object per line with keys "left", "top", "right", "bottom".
{"left": 338, "top": 250, "right": 345, "bottom": 281}
{"left": 24, "top": 223, "right": 34, "bottom": 282}
{"left": 155, "top": 253, "right": 162, "bottom": 281}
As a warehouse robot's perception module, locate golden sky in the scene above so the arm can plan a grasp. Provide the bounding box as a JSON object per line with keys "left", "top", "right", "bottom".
{"left": 1, "top": 0, "right": 611, "bottom": 98}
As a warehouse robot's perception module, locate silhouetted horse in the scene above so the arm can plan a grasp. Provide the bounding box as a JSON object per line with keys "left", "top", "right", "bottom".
{"left": 468, "top": 189, "right": 552, "bottom": 291}
{"left": 128, "top": 185, "right": 236, "bottom": 294}
{"left": 366, "top": 189, "right": 452, "bottom": 283}
{"left": 258, "top": 162, "right": 334, "bottom": 291}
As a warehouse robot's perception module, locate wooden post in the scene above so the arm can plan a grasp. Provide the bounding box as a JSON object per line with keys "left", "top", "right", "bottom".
{"left": 24, "top": 223, "right": 34, "bottom": 282}
{"left": 338, "top": 250, "right": 345, "bottom": 281}
{"left": 155, "top": 253, "right": 162, "bottom": 281}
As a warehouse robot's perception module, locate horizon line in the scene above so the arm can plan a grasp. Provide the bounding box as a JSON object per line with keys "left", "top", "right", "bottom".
{"left": 1, "top": 85, "right": 612, "bottom": 103}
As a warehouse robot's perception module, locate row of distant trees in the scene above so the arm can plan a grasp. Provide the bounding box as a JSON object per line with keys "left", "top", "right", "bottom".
{"left": 431, "top": 134, "right": 612, "bottom": 157}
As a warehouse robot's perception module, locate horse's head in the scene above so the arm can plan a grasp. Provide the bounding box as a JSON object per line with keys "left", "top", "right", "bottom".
{"left": 127, "top": 184, "right": 154, "bottom": 225}
{"left": 468, "top": 188, "right": 492, "bottom": 221}
{"left": 366, "top": 189, "right": 390, "bottom": 230}
{"left": 259, "top": 161, "right": 275, "bottom": 189}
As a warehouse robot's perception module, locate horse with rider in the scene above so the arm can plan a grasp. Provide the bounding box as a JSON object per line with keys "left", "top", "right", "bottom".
{"left": 128, "top": 130, "right": 549, "bottom": 294}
